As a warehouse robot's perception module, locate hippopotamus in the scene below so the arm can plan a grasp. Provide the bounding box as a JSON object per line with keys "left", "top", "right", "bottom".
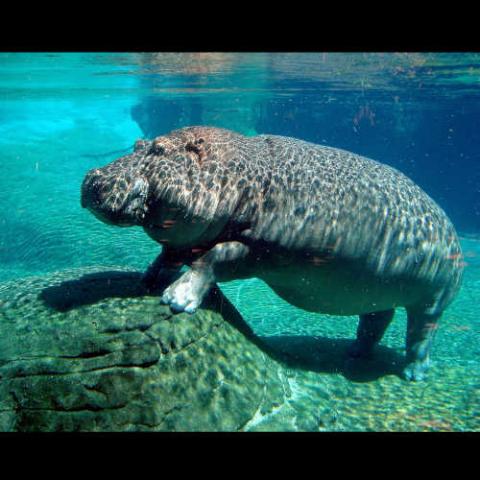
{"left": 81, "top": 126, "right": 464, "bottom": 381}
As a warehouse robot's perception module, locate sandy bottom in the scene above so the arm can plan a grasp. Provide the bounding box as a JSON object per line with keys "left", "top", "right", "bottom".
{"left": 218, "top": 235, "right": 480, "bottom": 431}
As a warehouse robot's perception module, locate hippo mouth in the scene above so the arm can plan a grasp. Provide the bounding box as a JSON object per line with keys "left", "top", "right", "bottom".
{"left": 81, "top": 171, "right": 150, "bottom": 227}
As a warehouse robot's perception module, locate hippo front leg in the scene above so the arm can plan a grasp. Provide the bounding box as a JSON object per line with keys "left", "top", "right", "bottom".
{"left": 161, "top": 241, "right": 250, "bottom": 313}
{"left": 142, "top": 246, "right": 197, "bottom": 291}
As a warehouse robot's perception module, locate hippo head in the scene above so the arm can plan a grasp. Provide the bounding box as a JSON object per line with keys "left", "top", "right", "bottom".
{"left": 81, "top": 141, "right": 152, "bottom": 227}
{"left": 81, "top": 127, "right": 245, "bottom": 244}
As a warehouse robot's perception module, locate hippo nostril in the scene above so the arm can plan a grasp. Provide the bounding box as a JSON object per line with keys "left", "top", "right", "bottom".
{"left": 81, "top": 171, "right": 103, "bottom": 209}
{"left": 80, "top": 178, "right": 92, "bottom": 209}
{"left": 81, "top": 183, "right": 96, "bottom": 209}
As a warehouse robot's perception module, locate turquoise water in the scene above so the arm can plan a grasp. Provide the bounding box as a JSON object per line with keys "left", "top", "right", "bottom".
{"left": 0, "top": 52, "right": 479, "bottom": 431}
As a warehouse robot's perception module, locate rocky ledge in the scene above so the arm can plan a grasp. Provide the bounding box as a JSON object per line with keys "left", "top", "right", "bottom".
{"left": 0, "top": 267, "right": 288, "bottom": 431}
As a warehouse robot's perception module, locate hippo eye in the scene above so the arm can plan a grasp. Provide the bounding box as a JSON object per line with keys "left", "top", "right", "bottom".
{"left": 186, "top": 142, "right": 201, "bottom": 155}
{"left": 151, "top": 142, "right": 165, "bottom": 156}
{"left": 134, "top": 139, "right": 148, "bottom": 153}
{"left": 186, "top": 141, "right": 207, "bottom": 163}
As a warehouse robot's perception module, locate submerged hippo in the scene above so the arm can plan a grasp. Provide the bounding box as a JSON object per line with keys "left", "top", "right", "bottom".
{"left": 81, "top": 126, "right": 464, "bottom": 381}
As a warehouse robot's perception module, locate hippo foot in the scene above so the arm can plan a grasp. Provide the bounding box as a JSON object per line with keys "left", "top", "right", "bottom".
{"left": 402, "top": 360, "right": 430, "bottom": 382}
{"left": 161, "top": 269, "right": 213, "bottom": 314}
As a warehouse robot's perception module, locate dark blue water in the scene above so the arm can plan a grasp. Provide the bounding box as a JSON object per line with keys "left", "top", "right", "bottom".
{"left": 131, "top": 53, "right": 480, "bottom": 234}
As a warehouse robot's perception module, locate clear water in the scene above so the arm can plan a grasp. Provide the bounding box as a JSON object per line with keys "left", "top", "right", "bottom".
{"left": 0, "top": 52, "right": 479, "bottom": 431}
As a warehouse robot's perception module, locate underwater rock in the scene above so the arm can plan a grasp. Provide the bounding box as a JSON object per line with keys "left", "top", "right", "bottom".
{"left": 0, "top": 266, "right": 287, "bottom": 431}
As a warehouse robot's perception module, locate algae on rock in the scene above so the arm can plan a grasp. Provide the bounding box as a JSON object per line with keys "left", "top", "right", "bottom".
{"left": 0, "top": 266, "right": 287, "bottom": 431}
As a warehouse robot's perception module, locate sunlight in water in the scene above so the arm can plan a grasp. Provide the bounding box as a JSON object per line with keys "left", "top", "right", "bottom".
{"left": 0, "top": 53, "right": 478, "bottom": 431}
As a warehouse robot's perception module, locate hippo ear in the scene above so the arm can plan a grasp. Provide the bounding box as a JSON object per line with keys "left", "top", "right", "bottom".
{"left": 134, "top": 139, "right": 149, "bottom": 153}
{"left": 185, "top": 139, "right": 207, "bottom": 164}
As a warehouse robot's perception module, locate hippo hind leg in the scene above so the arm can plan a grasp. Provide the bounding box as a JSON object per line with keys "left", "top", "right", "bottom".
{"left": 347, "top": 309, "right": 395, "bottom": 359}
{"left": 403, "top": 306, "right": 442, "bottom": 382}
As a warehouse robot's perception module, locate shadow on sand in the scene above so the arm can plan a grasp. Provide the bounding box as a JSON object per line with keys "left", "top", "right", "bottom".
{"left": 40, "top": 270, "right": 405, "bottom": 382}
{"left": 259, "top": 335, "right": 404, "bottom": 382}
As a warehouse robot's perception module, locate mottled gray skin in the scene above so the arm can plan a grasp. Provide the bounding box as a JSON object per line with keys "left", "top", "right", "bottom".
{"left": 81, "top": 126, "right": 464, "bottom": 381}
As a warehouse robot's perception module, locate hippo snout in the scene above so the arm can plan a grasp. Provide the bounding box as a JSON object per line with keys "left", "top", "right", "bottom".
{"left": 81, "top": 168, "right": 150, "bottom": 226}
{"left": 80, "top": 169, "right": 102, "bottom": 209}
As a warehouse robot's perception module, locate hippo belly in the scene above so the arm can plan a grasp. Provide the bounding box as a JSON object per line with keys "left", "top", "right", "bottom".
{"left": 228, "top": 252, "right": 427, "bottom": 316}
